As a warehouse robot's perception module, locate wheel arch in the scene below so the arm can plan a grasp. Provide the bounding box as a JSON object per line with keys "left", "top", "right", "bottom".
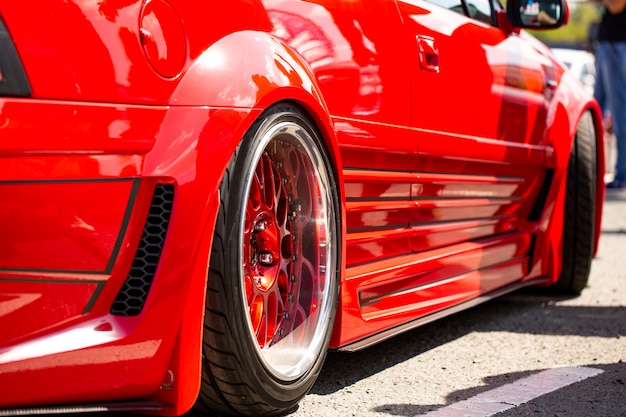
{"left": 169, "top": 29, "right": 346, "bottom": 218}
{"left": 145, "top": 30, "right": 346, "bottom": 416}
{"left": 532, "top": 81, "right": 605, "bottom": 285}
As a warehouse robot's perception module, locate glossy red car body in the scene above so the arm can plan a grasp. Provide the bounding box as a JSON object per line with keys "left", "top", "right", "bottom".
{"left": 0, "top": 0, "right": 604, "bottom": 415}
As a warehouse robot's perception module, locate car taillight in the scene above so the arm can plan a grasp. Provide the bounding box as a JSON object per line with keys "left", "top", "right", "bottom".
{"left": 0, "top": 17, "right": 30, "bottom": 96}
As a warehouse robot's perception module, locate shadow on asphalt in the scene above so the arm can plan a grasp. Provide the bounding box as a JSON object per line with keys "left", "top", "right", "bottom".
{"left": 369, "top": 361, "right": 625, "bottom": 417}
{"left": 604, "top": 188, "right": 626, "bottom": 202}
{"left": 311, "top": 290, "right": 625, "bottom": 396}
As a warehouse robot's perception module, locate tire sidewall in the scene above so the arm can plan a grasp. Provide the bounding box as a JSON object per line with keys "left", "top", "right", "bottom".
{"left": 218, "top": 104, "right": 340, "bottom": 405}
{"left": 558, "top": 111, "right": 596, "bottom": 293}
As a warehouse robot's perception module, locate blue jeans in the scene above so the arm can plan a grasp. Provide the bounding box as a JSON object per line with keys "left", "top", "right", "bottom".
{"left": 595, "top": 41, "right": 626, "bottom": 184}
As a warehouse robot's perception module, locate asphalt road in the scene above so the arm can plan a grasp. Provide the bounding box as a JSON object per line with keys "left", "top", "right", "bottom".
{"left": 15, "top": 189, "right": 626, "bottom": 417}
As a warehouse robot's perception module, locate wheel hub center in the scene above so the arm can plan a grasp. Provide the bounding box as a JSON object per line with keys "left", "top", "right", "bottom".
{"left": 257, "top": 251, "right": 275, "bottom": 266}
{"left": 250, "top": 214, "right": 281, "bottom": 290}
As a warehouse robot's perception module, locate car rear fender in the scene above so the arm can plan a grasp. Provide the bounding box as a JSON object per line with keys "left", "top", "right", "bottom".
{"left": 168, "top": 30, "right": 344, "bottom": 202}
{"left": 145, "top": 30, "right": 346, "bottom": 416}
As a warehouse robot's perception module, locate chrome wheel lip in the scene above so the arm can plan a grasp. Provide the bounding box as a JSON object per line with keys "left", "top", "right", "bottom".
{"left": 238, "top": 118, "right": 337, "bottom": 382}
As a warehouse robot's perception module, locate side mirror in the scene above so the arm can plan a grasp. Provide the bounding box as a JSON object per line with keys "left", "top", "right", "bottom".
{"left": 506, "top": 0, "right": 569, "bottom": 29}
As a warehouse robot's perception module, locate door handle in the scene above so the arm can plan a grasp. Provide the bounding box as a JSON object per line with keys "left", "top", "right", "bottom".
{"left": 417, "top": 35, "right": 439, "bottom": 73}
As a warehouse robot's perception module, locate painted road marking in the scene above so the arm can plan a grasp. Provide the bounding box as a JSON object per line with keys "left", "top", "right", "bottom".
{"left": 420, "top": 366, "right": 604, "bottom": 417}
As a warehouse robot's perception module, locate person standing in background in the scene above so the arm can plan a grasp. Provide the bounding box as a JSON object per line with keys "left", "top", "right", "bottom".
{"left": 593, "top": 0, "right": 626, "bottom": 188}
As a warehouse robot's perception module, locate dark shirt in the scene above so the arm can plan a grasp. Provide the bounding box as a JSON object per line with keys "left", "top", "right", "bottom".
{"left": 598, "top": 7, "right": 626, "bottom": 41}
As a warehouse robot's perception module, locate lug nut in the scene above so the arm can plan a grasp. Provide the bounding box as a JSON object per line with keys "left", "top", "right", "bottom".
{"left": 254, "top": 220, "right": 268, "bottom": 232}
{"left": 258, "top": 251, "right": 274, "bottom": 266}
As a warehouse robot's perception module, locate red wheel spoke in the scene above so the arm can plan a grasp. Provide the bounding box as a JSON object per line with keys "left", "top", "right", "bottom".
{"left": 239, "top": 117, "right": 336, "bottom": 380}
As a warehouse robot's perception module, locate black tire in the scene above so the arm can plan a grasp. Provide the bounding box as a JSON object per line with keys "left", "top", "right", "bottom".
{"left": 554, "top": 111, "right": 597, "bottom": 294}
{"left": 195, "top": 104, "right": 340, "bottom": 416}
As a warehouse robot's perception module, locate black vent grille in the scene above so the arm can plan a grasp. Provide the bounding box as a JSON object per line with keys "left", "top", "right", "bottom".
{"left": 110, "top": 184, "right": 174, "bottom": 316}
{"left": 528, "top": 169, "right": 554, "bottom": 222}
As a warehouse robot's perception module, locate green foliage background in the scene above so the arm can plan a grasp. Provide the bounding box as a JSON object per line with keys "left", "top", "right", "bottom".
{"left": 530, "top": 2, "right": 604, "bottom": 48}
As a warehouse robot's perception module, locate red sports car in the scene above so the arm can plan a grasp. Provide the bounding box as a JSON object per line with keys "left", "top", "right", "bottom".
{"left": 0, "top": 0, "right": 604, "bottom": 416}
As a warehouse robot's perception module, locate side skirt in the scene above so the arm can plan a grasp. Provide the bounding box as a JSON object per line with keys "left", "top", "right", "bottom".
{"left": 336, "top": 277, "right": 552, "bottom": 352}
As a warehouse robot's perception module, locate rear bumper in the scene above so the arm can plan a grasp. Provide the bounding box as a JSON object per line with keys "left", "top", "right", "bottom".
{"left": 0, "top": 97, "right": 255, "bottom": 412}
{"left": 0, "top": 98, "right": 176, "bottom": 407}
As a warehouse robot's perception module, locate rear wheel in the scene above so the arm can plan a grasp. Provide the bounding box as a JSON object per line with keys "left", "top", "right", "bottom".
{"left": 196, "top": 104, "right": 340, "bottom": 416}
{"left": 554, "top": 111, "right": 597, "bottom": 294}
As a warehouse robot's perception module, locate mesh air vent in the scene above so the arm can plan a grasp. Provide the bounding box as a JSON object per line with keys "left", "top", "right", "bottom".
{"left": 110, "top": 184, "right": 174, "bottom": 316}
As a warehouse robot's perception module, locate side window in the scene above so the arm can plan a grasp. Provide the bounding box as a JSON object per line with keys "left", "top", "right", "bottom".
{"left": 425, "top": 0, "right": 494, "bottom": 25}
{"left": 465, "top": 0, "right": 493, "bottom": 24}
{"left": 424, "top": 0, "right": 466, "bottom": 14}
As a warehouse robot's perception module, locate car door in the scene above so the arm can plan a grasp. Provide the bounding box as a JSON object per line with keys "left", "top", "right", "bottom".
{"left": 397, "top": 0, "right": 556, "bottom": 292}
